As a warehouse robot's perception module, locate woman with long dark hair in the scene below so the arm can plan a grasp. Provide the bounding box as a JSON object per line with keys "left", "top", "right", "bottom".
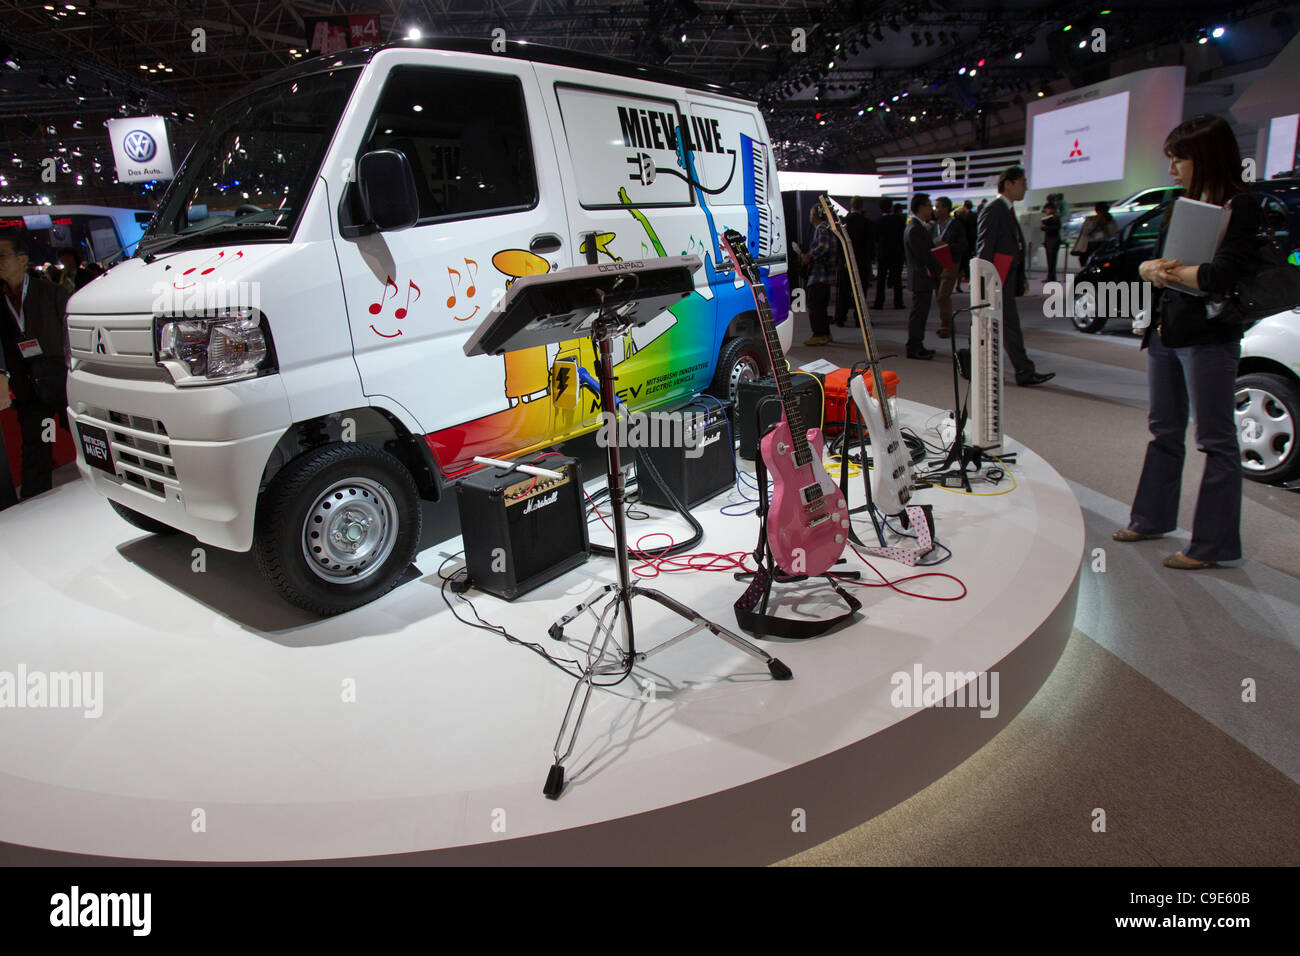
{"left": 1114, "top": 115, "right": 1261, "bottom": 568}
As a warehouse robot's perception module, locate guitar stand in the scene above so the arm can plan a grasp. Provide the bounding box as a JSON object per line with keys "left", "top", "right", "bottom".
{"left": 731, "top": 397, "right": 862, "bottom": 641}
{"left": 542, "top": 315, "right": 791, "bottom": 800}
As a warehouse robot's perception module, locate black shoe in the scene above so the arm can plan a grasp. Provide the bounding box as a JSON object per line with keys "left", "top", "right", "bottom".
{"left": 906, "top": 347, "right": 936, "bottom": 360}
{"left": 1016, "top": 371, "right": 1055, "bottom": 386}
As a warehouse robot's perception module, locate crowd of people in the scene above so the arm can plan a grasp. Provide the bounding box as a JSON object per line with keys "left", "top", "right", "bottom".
{"left": 797, "top": 164, "right": 1054, "bottom": 385}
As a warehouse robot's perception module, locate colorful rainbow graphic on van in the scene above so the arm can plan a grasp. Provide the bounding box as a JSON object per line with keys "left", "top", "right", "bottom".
{"left": 426, "top": 131, "right": 789, "bottom": 476}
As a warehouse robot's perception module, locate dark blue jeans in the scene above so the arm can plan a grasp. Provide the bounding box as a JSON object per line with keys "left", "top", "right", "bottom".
{"left": 1129, "top": 334, "right": 1242, "bottom": 561}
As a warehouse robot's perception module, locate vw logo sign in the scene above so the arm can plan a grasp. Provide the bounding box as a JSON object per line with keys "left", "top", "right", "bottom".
{"left": 123, "top": 129, "right": 157, "bottom": 163}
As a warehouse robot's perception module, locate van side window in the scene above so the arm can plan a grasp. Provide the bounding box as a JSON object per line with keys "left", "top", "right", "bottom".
{"left": 362, "top": 67, "right": 538, "bottom": 221}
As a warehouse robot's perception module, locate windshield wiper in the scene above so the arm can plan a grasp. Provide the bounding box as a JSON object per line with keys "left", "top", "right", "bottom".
{"left": 138, "top": 221, "right": 290, "bottom": 262}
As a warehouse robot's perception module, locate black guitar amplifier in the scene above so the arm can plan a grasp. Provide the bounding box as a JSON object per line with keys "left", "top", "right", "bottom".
{"left": 736, "top": 373, "right": 824, "bottom": 459}
{"left": 635, "top": 398, "right": 735, "bottom": 510}
{"left": 456, "top": 453, "right": 589, "bottom": 600}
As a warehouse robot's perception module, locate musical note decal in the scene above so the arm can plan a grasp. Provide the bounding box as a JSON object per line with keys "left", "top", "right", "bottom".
{"left": 446, "top": 258, "right": 480, "bottom": 321}
{"left": 395, "top": 280, "right": 421, "bottom": 320}
{"left": 172, "top": 249, "right": 244, "bottom": 290}
{"left": 369, "top": 276, "right": 399, "bottom": 315}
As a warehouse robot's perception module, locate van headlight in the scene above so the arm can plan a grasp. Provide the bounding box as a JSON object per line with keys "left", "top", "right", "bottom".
{"left": 155, "top": 310, "right": 277, "bottom": 381}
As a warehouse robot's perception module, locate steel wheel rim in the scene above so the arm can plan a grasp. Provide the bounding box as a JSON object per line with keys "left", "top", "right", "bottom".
{"left": 729, "top": 353, "right": 762, "bottom": 402}
{"left": 302, "top": 476, "right": 399, "bottom": 582}
{"left": 1235, "top": 386, "right": 1294, "bottom": 472}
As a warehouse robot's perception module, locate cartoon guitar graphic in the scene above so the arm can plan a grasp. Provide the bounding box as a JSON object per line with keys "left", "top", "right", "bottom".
{"left": 719, "top": 228, "right": 850, "bottom": 576}
{"left": 818, "top": 195, "right": 912, "bottom": 516}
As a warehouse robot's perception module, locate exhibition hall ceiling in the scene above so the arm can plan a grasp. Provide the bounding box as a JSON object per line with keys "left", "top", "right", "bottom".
{"left": 0, "top": 0, "right": 1295, "bottom": 202}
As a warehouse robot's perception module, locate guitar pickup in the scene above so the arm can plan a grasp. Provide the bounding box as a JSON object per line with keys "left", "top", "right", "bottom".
{"left": 807, "top": 514, "right": 831, "bottom": 530}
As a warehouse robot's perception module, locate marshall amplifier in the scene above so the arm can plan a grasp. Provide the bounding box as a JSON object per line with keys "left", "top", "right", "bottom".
{"left": 456, "top": 453, "right": 589, "bottom": 600}
{"left": 736, "top": 373, "right": 824, "bottom": 460}
{"left": 634, "top": 398, "right": 735, "bottom": 510}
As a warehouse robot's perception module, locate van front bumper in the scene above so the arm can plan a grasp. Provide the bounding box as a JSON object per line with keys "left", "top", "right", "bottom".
{"left": 67, "top": 370, "right": 293, "bottom": 552}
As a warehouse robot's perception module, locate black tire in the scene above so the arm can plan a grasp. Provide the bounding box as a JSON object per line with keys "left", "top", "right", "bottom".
{"left": 109, "top": 499, "right": 180, "bottom": 535}
{"left": 709, "top": 335, "right": 768, "bottom": 404}
{"left": 1071, "top": 284, "right": 1108, "bottom": 333}
{"left": 1235, "top": 372, "right": 1300, "bottom": 484}
{"left": 255, "top": 442, "right": 422, "bottom": 616}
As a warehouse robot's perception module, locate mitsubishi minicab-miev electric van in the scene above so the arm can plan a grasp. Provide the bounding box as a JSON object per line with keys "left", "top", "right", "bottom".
{"left": 64, "top": 38, "right": 792, "bottom": 614}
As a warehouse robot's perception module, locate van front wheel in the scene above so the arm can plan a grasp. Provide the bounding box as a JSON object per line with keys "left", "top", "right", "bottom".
{"left": 710, "top": 335, "right": 767, "bottom": 404}
{"left": 255, "top": 442, "right": 422, "bottom": 616}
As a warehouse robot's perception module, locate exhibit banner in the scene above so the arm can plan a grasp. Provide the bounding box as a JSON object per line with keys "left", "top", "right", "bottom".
{"left": 106, "top": 116, "right": 175, "bottom": 183}
{"left": 305, "top": 13, "right": 381, "bottom": 54}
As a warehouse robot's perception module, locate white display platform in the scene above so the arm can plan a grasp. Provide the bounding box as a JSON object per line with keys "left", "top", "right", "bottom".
{"left": 0, "top": 399, "right": 1083, "bottom": 864}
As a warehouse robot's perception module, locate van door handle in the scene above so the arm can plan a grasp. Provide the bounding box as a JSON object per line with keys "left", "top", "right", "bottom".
{"left": 530, "top": 234, "right": 563, "bottom": 255}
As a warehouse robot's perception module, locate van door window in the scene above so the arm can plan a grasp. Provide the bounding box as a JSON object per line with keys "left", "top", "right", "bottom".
{"left": 361, "top": 67, "right": 537, "bottom": 222}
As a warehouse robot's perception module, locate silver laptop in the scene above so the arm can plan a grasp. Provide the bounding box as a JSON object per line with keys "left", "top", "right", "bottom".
{"left": 1162, "top": 197, "right": 1232, "bottom": 296}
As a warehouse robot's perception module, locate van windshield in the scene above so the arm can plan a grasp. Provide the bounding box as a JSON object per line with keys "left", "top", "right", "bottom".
{"left": 144, "top": 67, "right": 360, "bottom": 249}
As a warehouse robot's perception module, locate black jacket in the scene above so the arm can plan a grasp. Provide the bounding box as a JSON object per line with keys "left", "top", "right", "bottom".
{"left": 877, "top": 213, "right": 905, "bottom": 262}
{"left": 904, "top": 217, "right": 942, "bottom": 292}
{"left": 937, "top": 215, "right": 968, "bottom": 266}
{"left": 1142, "top": 191, "right": 1263, "bottom": 350}
{"left": 0, "top": 275, "right": 70, "bottom": 406}
{"left": 844, "top": 211, "right": 874, "bottom": 274}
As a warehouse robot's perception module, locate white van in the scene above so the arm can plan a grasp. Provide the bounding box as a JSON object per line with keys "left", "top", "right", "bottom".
{"left": 64, "top": 38, "right": 791, "bottom": 614}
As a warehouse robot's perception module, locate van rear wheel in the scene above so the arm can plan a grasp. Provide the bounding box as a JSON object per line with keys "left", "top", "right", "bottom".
{"left": 710, "top": 335, "right": 767, "bottom": 404}
{"left": 255, "top": 442, "right": 422, "bottom": 616}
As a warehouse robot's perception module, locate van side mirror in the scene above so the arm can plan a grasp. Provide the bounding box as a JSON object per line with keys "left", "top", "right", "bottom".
{"left": 356, "top": 149, "right": 419, "bottom": 232}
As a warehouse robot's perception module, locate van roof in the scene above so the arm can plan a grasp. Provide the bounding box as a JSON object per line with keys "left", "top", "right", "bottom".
{"left": 248, "top": 37, "right": 751, "bottom": 103}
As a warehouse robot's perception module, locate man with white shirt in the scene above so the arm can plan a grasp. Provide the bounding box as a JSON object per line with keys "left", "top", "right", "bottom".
{"left": 0, "top": 229, "right": 71, "bottom": 499}
{"left": 975, "top": 167, "right": 1054, "bottom": 387}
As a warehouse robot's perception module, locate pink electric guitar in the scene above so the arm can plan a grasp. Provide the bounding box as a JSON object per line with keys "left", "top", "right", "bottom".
{"left": 719, "top": 229, "right": 850, "bottom": 576}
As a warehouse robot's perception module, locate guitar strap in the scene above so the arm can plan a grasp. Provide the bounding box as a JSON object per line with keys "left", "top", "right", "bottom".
{"left": 734, "top": 432, "right": 862, "bottom": 640}
{"left": 857, "top": 504, "right": 935, "bottom": 566}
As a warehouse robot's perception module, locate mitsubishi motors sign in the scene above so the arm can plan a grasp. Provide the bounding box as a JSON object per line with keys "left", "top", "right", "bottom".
{"left": 107, "top": 116, "right": 175, "bottom": 183}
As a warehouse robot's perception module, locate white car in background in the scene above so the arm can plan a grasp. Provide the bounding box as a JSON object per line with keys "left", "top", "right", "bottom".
{"left": 1061, "top": 185, "right": 1182, "bottom": 240}
{"left": 1237, "top": 307, "right": 1300, "bottom": 484}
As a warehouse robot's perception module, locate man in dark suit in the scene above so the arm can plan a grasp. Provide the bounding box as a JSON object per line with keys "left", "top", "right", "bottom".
{"left": 975, "top": 168, "right": 1054, "bottom": 387}
{"left": 834, "top": 197, "right": 874, "bottom": 327}
{"left": 871, "top": 201, "right": 906, "bottom": 310}
{"left": 0, "top": 228, "right": 71, "bottom": 498}
{"left": 933, "top": 196, "right": 967, "bottom": 338}
{"left": 903, "top": 193, "right": 943, "bottom": 359}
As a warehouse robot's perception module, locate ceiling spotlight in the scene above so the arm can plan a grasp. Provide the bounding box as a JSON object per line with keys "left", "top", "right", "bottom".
{"left": 1014, "top": 51, "right": 1023, "bottom": 59}
{"left": 1037, "top": 90, "right": 1045, "bottom": 97}
{"left": 406, "top": 27, "right": 421, "bottom": 39}
{"left": 969, "top": 68, "right": 977, "bottom": 76}
{"left": 1078, "top": 40, "right": 1086, "bottom": 48}
{"left": 857, "top": 108, "right": 864, "bottom": 116}
{"left": 1212, "top": 26, "right": 1226, "bottom": 38}
{"left": 1196, "top": 29, "right": 1208, "bottom": 44}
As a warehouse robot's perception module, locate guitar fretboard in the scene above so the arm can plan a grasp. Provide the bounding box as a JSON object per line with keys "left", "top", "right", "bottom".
{"left": 721, "top": 229, "right": 812, "bottom": 470}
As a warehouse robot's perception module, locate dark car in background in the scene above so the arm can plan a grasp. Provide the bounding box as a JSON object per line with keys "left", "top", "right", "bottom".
{"left": 1068, "top": 178, "right": 1300, "bottom": 333}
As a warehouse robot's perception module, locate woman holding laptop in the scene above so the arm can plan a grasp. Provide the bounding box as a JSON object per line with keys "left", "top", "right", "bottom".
{"left": 1116, "top": 114, "right": 1261, "bottom": 569}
